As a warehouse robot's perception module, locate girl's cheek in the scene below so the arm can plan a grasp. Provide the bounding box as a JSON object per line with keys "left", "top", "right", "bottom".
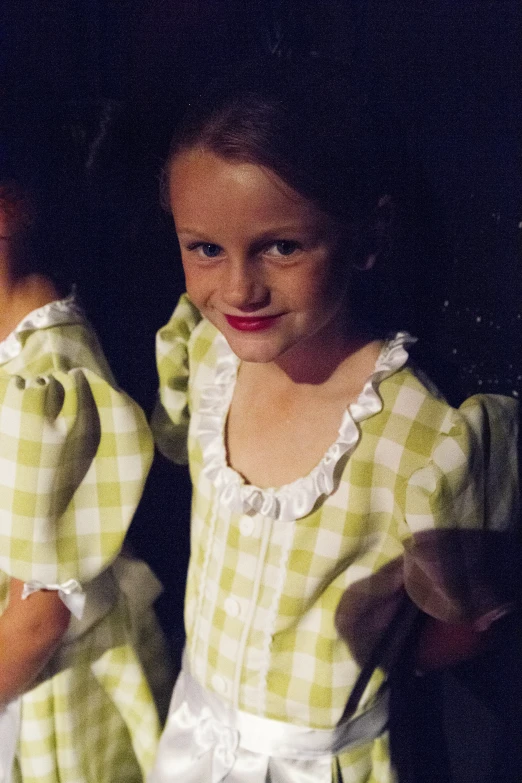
{"left": 183, "top": 265, "right": 217, "bottom": 306}
{"left": 182, "top": 258, "right": 202, "bottom": 284}
{"left": 299, "top": 260, "right": 340, "bottom": 301}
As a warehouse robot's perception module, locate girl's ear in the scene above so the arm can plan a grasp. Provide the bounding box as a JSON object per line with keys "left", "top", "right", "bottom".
{"left": 0, "top": 182, "right": 34, "bottom": 239}
{"left": 353, "top": 194, "right": 394, "bottom": 271}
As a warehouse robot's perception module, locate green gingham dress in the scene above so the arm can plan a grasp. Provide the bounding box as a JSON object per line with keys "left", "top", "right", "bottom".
{"left": 150, "top": 294, "right": 518, "bottom": 783}
{"left": 0, "top": 295, "right": 165, "bottom": 783}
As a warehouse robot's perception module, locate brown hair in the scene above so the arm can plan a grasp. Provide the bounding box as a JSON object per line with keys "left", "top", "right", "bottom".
{"left": 162, "top": 60, "right": 432, "bottom": 336}
{"left": 164, "top": 61, "right": 396, "bottom": 229}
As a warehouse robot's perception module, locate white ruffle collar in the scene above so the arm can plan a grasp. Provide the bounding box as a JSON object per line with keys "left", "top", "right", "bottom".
{"left": 199, "top": 331, "right": 416, "bottom": 523}
{"left": 0, "top": 291, "right": 86, "bottom": 365}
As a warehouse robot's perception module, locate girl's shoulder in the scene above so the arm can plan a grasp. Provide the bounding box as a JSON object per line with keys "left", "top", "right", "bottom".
{"left": 157, "top": 293, "right": 223, "bottom": 382}
{"left": 158, "top": 293, "right": 213, "bottom": 352}
{"left": 0, "top": 291, "right": 114, "bottom": 381}
{"left": 378, "top": 358, "right": 518, "bottom": 461}
{"left": 0, "top": 301, "right": 154, "bottom": 587}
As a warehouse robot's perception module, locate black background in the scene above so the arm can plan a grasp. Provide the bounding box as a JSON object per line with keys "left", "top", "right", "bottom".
{"left": 1, "top": 0, "right": 520, "bottom": 403}
{"left": 1, "top": 2, "right": 520, "bottom": 781}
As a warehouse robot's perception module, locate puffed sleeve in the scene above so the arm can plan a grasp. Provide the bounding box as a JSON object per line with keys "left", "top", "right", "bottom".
{"left": 151, "top": 293, "right": 202, "bottom": 465}
{"left": 0, "top": 367, "right": 153, "bottom": 590}
{"left": 402, "top": 393, "right": 519, "bottom": 629}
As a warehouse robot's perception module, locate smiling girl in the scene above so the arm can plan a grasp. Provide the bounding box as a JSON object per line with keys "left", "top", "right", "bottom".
{"left": 149, "top": 62, "right": 518, "bottom": 783}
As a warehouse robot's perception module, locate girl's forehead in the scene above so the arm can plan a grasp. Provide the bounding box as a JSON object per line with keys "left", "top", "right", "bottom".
{"left": 170, "top": 148, "right": 280, "bottom": 192}
{"left": 169, "top": 148, "right": 327, "bottom": 226}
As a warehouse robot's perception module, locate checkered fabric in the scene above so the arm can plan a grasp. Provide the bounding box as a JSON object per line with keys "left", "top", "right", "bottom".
{"left": 153, "top": 294, "right": 519, "bottom": 783}
{"left": 0, "top": 301, "right": 162, "bottom": 782}
{"left": 0, "top": 321, "right": 153, "bottom": 586}
{"left": 14, "top": 595, "right": 157, "bottom": 783}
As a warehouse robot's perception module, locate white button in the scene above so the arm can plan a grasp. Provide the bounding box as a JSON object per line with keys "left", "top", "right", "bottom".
{"left": 224, "top": 597, "right": 240, "bottom": 618}
{"left": 239, "top": 518, "right": 255, "bottom": 537}
{"left": 211, "top": 674, "right": 227, "bottom": 694}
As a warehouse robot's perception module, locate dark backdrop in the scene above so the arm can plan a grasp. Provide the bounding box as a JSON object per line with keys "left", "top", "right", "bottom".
{"left": 2, "top": 1, "right": 519, "bottom": 399}
{"left": 1, "top": 2, "right": 520, "bottom": 781}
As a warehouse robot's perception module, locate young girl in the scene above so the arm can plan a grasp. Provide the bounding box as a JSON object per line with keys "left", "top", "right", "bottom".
{"left": 0, "top": 154, "right": 168, "bottom": 778}
{"left": 149, "top": 62, "right": 519, "bottom": 782}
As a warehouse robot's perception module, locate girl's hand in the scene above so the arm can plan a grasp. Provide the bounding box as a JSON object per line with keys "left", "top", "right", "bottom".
{"left": 415, "top": 615, "right": 489, "bottom": 673}
{"left": 0, "top": 578, "right": 71, "bottom": 705}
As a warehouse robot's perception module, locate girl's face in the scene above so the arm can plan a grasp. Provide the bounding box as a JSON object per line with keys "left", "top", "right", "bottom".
{"left": 0, "top": 200, "right": 16, "bottom": 239}
{"left": 169, "top": 148, "right": 353, "bottom": 367}
{"left": 0, "top": 184, "right": 30, "bottom": 240}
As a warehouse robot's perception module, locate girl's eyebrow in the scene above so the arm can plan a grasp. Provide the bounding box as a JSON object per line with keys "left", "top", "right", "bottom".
{"left": 175, "top": 226, "right": 204, "bottom": 234}
{"left": 249, "top": 225, "right": 311, "bottom": 238}
{"left": 176, "top": 228, "right": 216, "bottom": 240}
{"left": 177, "top": 224, "right": 312, "bottom": 238}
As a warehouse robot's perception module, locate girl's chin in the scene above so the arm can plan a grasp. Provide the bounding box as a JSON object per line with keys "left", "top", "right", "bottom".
{"left": 228, "top": 343, "right": 283, "bottom": 364}
{"left": 224, "top": 331, "right": 286, "bottom": 363}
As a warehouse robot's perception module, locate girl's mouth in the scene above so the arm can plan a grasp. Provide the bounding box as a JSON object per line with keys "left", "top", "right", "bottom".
{"left": 224, "top": 314, "right": 282, "bottom": 332}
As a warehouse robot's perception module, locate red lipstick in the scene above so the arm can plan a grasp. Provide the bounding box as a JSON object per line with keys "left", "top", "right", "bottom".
{"left": 224, "top": 314, "right": 281, "bottom": 332}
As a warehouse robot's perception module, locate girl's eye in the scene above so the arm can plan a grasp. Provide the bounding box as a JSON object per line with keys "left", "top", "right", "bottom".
{"left": 265, "top": 241, "right": 299, "bottom": 258}
{"left": 186, "top": 242, "right": 223, "bottom": 259}
{"left": 198, "top": 243, "right": 222, "bottom": 258}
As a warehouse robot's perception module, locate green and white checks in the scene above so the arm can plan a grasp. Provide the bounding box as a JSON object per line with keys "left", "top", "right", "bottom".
{"left": 0, "top": 298, "right": 162, "bottom": 782}
{"left": 154, "top": 294, "right": 518, "bottom": 782}
{"left": 0, "top": 322, "right": 152, "bottom": 587}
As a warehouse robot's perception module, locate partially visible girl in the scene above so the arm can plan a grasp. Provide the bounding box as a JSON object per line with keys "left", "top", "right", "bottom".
{"left": 0, "top": 125, "right": 168, "bottom": 781}
{"left": 149, "top": 61, "right": 519, "bottom": 783}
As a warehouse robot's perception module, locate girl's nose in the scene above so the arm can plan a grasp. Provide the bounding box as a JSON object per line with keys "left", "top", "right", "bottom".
{"left": 221, "top": 258, "right": 269, "bottom": 311}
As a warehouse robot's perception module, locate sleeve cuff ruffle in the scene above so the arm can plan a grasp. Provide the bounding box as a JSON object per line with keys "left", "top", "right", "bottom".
{"left": 21, "top": 578, "right": 85, "bottom": 619}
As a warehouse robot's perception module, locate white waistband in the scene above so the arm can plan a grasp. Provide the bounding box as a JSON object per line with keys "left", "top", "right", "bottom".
{"left": 182, "top": 657, "right": 389, "bottom": 759}
{"left": 0, "top": 699, "right": 21, "bottom": 783}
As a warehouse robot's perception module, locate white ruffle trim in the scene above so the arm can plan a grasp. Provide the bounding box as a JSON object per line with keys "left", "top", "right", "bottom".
{"left": 200, "top": 331, "right": 416, "bottom": 523}
{"left": 0, "top": 291, "right": 86, "bottom": 365}
{"left": 22, "top": 578, "right": 85, "bottom": 619}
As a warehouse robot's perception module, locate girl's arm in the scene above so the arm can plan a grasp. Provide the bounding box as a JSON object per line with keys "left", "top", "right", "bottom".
{"left": 0, "top": 578, "right": 71, "bottom": 704}
{"left": 415, "top": 614, "right": 489, "bottom": 672}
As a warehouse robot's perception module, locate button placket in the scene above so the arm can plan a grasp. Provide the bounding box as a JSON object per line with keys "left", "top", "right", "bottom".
{"left": 239, "top": 517, "right": 256, "bottom": 537}
{"left": 211, "top": 673, "right": 227, "bottom": 695}
{"left": 224, "top": 596, "right": 241, "bottom": 618}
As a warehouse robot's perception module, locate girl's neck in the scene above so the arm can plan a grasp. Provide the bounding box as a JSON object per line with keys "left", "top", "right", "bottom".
{"left": 245, "top": 322, "right": 380, "bottom": 389}
{"left": 241, "top": 335, "right": 383, "bottom": 401}
{"left": 0, "top": 245, "right": 59, "bottom": 341}
{"left": 228, "top": 331, "right": 384, "bottom": 488}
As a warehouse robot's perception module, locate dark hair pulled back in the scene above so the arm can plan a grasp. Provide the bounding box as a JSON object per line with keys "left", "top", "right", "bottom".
{"left": 0, "top": 97, "right": 83, "bottom": 294}
{"left": 163, "top": 59, "right": 438, "bottom": 338}
{"left": 165, "top": 60, "right": 397, "bottom": 223}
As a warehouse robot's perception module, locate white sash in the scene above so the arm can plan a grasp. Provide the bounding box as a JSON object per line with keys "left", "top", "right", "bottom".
{"left": 149, "top": 656, "right": 389, "bottom": 783}
{"left": 0, "top": 699, "right": 21, "bottom": 783}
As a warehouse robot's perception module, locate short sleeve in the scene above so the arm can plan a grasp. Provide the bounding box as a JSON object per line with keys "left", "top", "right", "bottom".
{"left": 402, "top": 393, "right": 519, "bottom": 629}
{"left": 151, "top": 293, "right": 202, "bottom": 465}
{"left": 0, "top": 367, "right": 153, "bottom": 585}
